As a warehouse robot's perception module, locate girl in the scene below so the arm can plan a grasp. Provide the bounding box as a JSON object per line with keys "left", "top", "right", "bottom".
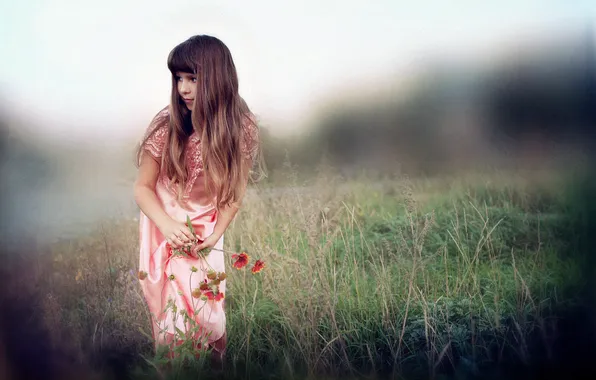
{"left": 134, "top": 35, "right": 262, "bottom": 365}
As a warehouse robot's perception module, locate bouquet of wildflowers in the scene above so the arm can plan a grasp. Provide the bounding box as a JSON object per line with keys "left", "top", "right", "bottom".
{"left": 138, "top": 215, "right": 265, "bottom": 303}
{"left": 136, "top": 216, "right": 265, "bottom": 370}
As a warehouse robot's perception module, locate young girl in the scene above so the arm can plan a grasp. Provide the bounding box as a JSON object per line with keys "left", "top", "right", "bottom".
{"left": 134, "top": 35, "right": 261, "bottom": 364}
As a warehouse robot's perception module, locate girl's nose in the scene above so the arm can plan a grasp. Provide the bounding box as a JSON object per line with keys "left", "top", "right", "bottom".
{"left": 181, "top": 82, "right": 191, "bottom": 93}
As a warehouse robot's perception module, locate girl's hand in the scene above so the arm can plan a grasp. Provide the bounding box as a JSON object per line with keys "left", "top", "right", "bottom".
{"left": 193, "top": 233, "right": 220, "bottom": 256}
{"left": 158, "top": 218, "right": 196, "bottom": 249}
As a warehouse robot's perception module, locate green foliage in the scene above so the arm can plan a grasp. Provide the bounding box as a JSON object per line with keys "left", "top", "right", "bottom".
{"left": 40, "top": 170, "right": 591, "bottom": 379}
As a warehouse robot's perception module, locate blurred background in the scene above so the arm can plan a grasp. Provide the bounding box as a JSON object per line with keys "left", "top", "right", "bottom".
{"left": 1, "top": 0, "right": 595, "bottom": 245}
{"left": 2, "top": 2, "right": 596, "bottom": 379}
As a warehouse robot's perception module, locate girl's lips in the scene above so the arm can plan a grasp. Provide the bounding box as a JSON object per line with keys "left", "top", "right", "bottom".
{"left": 184, "top": 99, "right": 193, "bottom": 103}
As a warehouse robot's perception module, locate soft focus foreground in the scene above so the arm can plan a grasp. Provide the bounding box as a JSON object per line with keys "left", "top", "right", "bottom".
{"left": 4, "top": 166, "right": 595, "bottom": 380}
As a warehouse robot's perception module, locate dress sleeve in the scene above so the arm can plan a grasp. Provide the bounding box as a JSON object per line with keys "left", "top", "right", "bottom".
{"left": 142, "top": 108, "right": 169, "bottom": 160}
{"left": 240, "top": 113, "right": 259, "bottom": 162}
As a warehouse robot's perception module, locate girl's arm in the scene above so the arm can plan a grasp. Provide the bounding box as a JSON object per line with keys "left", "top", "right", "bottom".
{"left": 134, "top": 154, "right": 195, "bottom": 248}
{"left": 195, "top": 162, "right": 251, "bottom": 251}
{"left": 210, "top": 202, "right": 241, "bottom": 242}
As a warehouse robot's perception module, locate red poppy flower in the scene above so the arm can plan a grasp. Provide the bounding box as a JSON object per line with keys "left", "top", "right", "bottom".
{"left": 251, "top": 259, "right": 266, "bottom": 274}
{"left": 232, "top": 252, "right": 250, "bottom": 269}
{"left": 202, "top": 290, "right": 225, "bottom": 302}
{"left": 202, "top": 290, "right": 215, "bottom": 300}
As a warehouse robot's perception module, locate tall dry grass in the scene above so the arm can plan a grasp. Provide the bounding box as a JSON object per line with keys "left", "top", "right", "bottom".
{"left": 15, "top": 167, "right": 590, "bottom": 379}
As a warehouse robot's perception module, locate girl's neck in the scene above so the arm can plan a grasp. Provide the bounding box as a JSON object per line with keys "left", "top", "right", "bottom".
{"left": 182, "top": 113, "right": 194, "bottom": 136}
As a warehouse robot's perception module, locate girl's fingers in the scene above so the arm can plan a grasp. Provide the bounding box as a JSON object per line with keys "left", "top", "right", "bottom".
{"left": 174, "top": 228, "right": 193, "bottom": 242}
{"left": 175, "top": 231, "right": 189, "bottom": 243}
{"left": 181, "top": 228, "right": 195, "bottom": 242}
{"left": 171, "top": 236, "right": 184, "bottom": 248}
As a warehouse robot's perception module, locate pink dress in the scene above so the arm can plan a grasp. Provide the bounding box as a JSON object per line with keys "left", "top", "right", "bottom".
{"left": 137, "top": 107, "right": 258, "bottom": 355}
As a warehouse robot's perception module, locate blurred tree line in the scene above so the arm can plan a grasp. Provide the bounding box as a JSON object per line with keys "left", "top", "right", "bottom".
{"left": 260, "top": 27, "right": 596, "bottom": 180}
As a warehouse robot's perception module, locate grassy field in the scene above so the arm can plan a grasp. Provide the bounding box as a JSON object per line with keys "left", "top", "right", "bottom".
{"left": 7, "top": 167, "right": 596, "bottom": 380}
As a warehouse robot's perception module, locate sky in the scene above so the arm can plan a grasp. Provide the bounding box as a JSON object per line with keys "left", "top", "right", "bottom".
{"left": 1, "top": 0, "right": 595, "bottom": 145}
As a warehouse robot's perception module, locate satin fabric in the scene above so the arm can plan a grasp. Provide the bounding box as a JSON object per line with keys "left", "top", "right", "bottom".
{"left": 138, "top": 176, "right": 227, "bottom": 354}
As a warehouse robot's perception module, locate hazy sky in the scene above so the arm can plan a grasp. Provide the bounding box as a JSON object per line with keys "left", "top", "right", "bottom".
{"left": 1, "top": 0, "right": 594, "bottom": 145}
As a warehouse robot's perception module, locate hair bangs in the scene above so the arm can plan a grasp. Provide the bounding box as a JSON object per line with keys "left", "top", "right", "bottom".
{"left": 167, "top": 41, "right": 198, "bottom": 75}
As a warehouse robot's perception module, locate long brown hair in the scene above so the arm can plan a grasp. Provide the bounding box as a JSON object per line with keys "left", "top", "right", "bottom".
{"left": 137, "top": 35, "right": 264, "bottom": 209}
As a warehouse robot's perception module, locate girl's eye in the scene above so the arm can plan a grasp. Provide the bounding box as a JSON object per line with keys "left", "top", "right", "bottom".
{"left": 191, "top": 77, "right": 197, "bottom": 82}
{"left": 175, "top": 76, "right": 182, "bottom": 81}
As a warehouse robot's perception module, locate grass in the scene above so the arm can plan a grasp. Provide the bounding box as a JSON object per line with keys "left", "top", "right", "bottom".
{"left": 12, "top": 167, "right": 594, "bottom": 380}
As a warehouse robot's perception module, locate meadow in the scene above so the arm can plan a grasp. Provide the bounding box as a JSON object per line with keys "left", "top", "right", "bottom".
{"left": 9, "top": 166, "right": 596, "bottom": 380}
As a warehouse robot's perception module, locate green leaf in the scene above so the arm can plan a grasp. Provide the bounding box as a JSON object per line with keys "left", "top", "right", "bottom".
{"left": 175, "top": 326, "right": 186, "bottom": 338}
{"left": 186, "top": 215, "right": 196, "bottom": 236}
{"left": 174, "top": 249, "right": 190, "bottom": 258}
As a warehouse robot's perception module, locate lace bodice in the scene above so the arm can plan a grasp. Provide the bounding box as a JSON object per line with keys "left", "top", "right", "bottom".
{"left": 141, "top": 107, "right": 259, "bottom": 200}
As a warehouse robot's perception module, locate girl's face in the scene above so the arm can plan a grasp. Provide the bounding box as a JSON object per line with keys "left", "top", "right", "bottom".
{"left": 176, "top": 72, "right": 197, "bottom": 110}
